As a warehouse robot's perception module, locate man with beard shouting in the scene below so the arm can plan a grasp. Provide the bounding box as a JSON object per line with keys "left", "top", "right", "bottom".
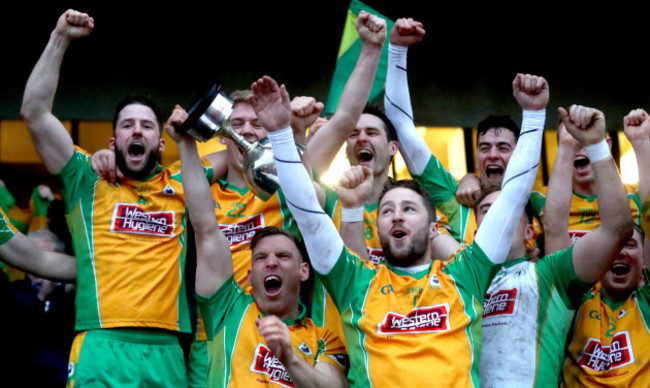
{"left": 248, "top": 72, "right": 545, "bottom": 386}
{"left": 20, "top": 9, "right": 214, "bottom": 386}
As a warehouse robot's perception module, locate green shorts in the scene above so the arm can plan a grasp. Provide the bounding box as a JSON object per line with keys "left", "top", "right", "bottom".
{"left": 67, "top": 329, "right": 188, "bottom": 388}
{"left": 186, "top": 340, "right": 209, "bottom": 388}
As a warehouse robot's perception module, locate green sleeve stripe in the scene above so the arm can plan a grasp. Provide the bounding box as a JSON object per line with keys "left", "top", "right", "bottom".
{"left": 412, "top": 155, "right": 460, "bottom": 207}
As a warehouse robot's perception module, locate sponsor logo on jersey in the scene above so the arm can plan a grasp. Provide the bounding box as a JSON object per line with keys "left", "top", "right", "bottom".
{"left": 378, "top": 304, "right": 450, "bottom": 335}
{"left": 250, "top": 343, "right": 294, "bottom": 387}
{"left": 220, "top": 213, "right": 265, "bottom": 247}
{"left": 297, "top": 342, "right": 312, "bottom": 357}
{"left": 110, "top": 203, "right": 175, "bottom": 237}
{"left": 578, "top": 331, "right": 635, "bottom": 372}
{"left": 483, "top": 289, "right": 518, "bottom": 318}
{"left": 163, "top": 184, "right": 176, "bottom": 195}
{"left": 367, "top": 247, "right": 384, "bottom": 265}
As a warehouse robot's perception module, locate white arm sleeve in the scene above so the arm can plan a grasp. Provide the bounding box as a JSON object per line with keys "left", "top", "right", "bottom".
{"left": 474, "top": 110, "right": 546, "bottom": 264}
{"left": 384, "top": 43, "right": 431, "bottom": 175}
{"left": 267, "top": 128, "right": 343, "bottom": 274}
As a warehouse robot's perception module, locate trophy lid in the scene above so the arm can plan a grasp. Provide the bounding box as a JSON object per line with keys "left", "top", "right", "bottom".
{"left": 180, "top": 83, "right": 233, "bottom": 142}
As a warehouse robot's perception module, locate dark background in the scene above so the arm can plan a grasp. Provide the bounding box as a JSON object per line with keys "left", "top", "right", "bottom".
{"left": 2, "top": 2, "right": 648, "bottom": 128}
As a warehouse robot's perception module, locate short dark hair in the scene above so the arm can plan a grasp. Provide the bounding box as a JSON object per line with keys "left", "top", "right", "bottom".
{"left": 112, "top": 96, "right": 164, "bottom": 133}
{"left": 363, "top": 104, "right": 398, "bottom": 142}
{"left": 475, "top": 182, "right": 535, "bottom": 224}
{"left": 476, "top": 115, "right": 520, "bottom": 144}
{"left": 250, "top": 226, "right": 308, "bottom": 263}
{"left": 378, "top": 178, "right": 436, "bottom": 222}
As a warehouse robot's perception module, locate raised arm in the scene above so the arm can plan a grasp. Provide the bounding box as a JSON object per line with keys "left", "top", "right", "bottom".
{"left": 336, "top": 165, "right": 374, "bottom": 260}
{"left": 0, "top": 210, "right": 76, "bottom": 282}
{"left": 20, "top": 10, "right": 94, "bottom": 173}
{"left": 306, "top": 11, "right": 386, "bottom": 176}
{"left": 383, "top": 17, "right": 431, "bottom": 175}
{"left": 250, "top": 76, "right": 344, "bottom": 274}
{"left": 166, "top": 106, "right": 233, "bottom": 296}
{"left": 623, "top": 108, "right": 650, "bottom": 267}
{"left": 543, "top": 124, "right": 581, "bottom": 253}
{"left": 290, "top": 96, "right": 324, "bottom": 147}
{"left": 561, "top": 105, "right": 634, "bottom": 282}
{"left": 624, "top": 109, "right": 650, "bottom": 202}
{"left": 474, "top": 74, "right": 548, "bottom": 263}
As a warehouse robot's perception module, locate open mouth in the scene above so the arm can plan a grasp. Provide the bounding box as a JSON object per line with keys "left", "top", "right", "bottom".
{"left": 264, "top": 275, "right": 282, "bottom": 295}
{"left": 610, "top": 263, "right": 630, "bottom": 276}
{"left": 392, "top": 229, "right": 407, "bottom": 239}
{"left": 574, "top": 155, "right": 590, "bottom": 172}
{"left": 485, "top": 165, "right": 504, "bottom": 178}
{"left": 128, "top": 142, "right": 145, "bottom": 159}
{"left": 357, "top": 149, "right": 374, "bottom": 162}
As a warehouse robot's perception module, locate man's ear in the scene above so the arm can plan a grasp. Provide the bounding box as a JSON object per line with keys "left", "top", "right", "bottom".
{"left": 388, "top": 140, "right": 398, "bottom": 157}
{"left": 299, "top": 262, "right": 310, "bottom": 282}
{"left": 109, "top": 137, "right": 116, "bottom": 151}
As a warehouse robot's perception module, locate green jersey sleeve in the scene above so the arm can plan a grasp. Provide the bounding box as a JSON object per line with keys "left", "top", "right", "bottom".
{"left": 442, "top": 241, "right": 498, "bottom": 300}
{"left": 319, "top": 246, "right": 377, "bottom": 312}
{"left": 196, "top": 276, "right": 254, "bottom": 340}
{"left": 536, "top": 245, "right": 592, "bottom": 308}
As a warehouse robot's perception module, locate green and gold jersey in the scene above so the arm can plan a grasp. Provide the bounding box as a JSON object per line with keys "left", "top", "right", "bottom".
{"left": 562, "top": 271, "right": 650, "bottom": 387}
{"left": 59, "top": 146, "right": 213, "bottom": 333}
{"left": 320, "top": 241, "right": 496, "bottom": 387}
{"left": 197, "top": 276, "right": 348, "bottom": 388}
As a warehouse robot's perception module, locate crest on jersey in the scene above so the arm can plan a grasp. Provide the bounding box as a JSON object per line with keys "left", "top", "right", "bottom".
{"left": 163, "top": 184, "right": 176, "bottom": 195}
{"left": 429, "top": 274, "right": 441, "bottom": 288}
{"left": 297, "top": 342, "right": 312, "bottom": 356}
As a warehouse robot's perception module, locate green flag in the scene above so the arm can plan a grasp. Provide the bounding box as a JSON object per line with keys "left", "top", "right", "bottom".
{"left": 324, "top": 0, "right": 394, "bottom": 115}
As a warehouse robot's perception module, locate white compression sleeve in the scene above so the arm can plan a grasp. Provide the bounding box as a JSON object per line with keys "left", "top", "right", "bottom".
{"left": 267, "top": 128, "right": 343, "bottom": 274}
{"left": 474, "top": 110, "right": 546, "bottom": 264}
{"left": 384, "top": 43, "right": 431, "bottom": 175}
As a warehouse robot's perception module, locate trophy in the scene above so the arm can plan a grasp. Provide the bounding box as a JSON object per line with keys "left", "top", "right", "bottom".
{"left": 180, "top": 83, "right": 301, "bottom": 201}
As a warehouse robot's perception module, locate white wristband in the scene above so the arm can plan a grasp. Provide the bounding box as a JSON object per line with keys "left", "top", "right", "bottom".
{"left": 341, "top": 207, "right": 364, "bottom": 223}
{"left": 585, "top": 138, "right": 611, "bottom": 163}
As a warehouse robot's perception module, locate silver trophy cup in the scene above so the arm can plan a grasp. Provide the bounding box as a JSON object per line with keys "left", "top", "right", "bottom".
{"left": 180, "top": 83, "right": 301, "bottom": 201}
